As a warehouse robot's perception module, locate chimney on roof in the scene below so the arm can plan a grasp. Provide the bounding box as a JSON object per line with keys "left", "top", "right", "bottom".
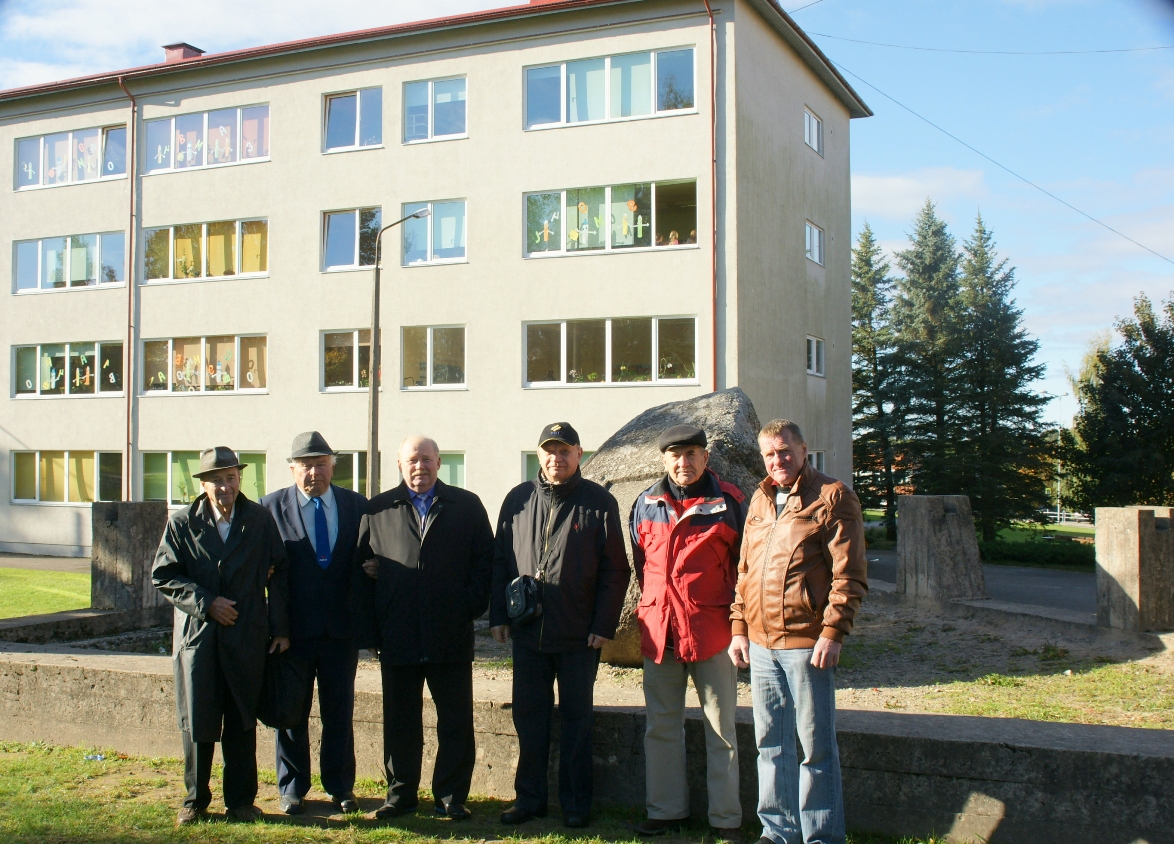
{"left": 162, "top": 43, "right": 205, "bottom": 63}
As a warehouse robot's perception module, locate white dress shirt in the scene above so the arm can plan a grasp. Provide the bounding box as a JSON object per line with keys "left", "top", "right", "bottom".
{"left": 211, "top": 502, "right": 235, "bottom": 542}
{"left": 297, "top": 484, "right": 338, "bottom": 553}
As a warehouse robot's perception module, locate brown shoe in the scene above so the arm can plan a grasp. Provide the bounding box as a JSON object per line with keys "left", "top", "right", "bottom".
{"left": 226, "top": 805, "right": 263, "bottom": 823}
{"left": 176, "top": 807, "right": 206, "bottom": 826}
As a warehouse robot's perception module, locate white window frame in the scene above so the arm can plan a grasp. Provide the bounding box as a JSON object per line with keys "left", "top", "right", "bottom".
{"left": 13, "top": 341, "right": 124, "bottom": 398}
{"left": 806, "top": 335, "right": 826, "bottom": 377}
{"left": 139, "top": 450, "right": 266, "bottom": 506}
{"left": 804, "top": 108, "right": 824, "bottom": 156}
{"left": 142, "top": 219, "right": 268, "bottom": 284}
{"left": 333, "top": 451, "right": 368, "bottom": 491}
{"left": 143, "top": 104, "right": 270, "bottom": 174}
{"left": 320, "top": 329, "right": 375, "bottom": 392}
{"left": 402, "top": 76, "right": 468, "bottom": 143}
{"left": 400, "top": 324, "right": 467, "bottom": 390}
{"left": 13, "top": 231, "right": 126, "bottom": 294}
{"left": 523, "top": 181, "right": 698, "bottom": 258}
{"left": 805, "top": 221, "right": 825, "bottom": 266}
{"left": 323, "top": 88, "right": 383, "bottom": 153}
{"left": 15, "top": 125, "right": 128, "bottom": 190}
{"left": 11, "top": 450, "right": 122, "bottom": 504}
{"left": 522, "top": 316, "right": 699, "bottom": 388}
{"left": 524, "top": 450, "right": 596, "bottom": 481}
{"left": 140, "top": 334, "right": 267, "bottom": 395}
{"left": 437, "top": 451, "right": 466, "bottom": 488}
{"left": 807, "top": 451, "right": 826, "bottom": 472}
{"left": 321, "top": 207, "right": 381, "bottom": 271}
{"left": 524, "top": 47, "right": 698, "bottom": 130}
{"left": 401, "top": 200, "right": 468, "bottom": 266}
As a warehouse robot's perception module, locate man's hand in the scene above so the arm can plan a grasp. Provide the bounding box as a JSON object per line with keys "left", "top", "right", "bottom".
{"left": 811, "top": 637, "right": 841, "bottom": 669}
{"left": 363, "top": 559, "right": 379, "bottom": 580}
{"left": 728, "top": 635, "right": 750, "bottom": 669}
{"left": 490, "top": 625, "right": 510, "bottom": 644}
{"left": 587, "top": 634, "right": 610, "bottom": 649}
{"left": 208, "top": 597, "right": 238, "bottom": 626}
{"left": 269, "top": 636, "right": 290, "bottom": 654}
{"left": 267, "top": 565, "right": 274, "bottom": 581}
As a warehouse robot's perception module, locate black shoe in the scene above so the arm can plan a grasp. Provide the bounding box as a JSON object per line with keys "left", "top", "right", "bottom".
{"left": 435, "top": 802, "right": 472, "bottom": 821}
{"left": 279, "top": 794, "right": 303, "bottom": 815}
{"left": 373, "top": 800, "right": 419, "bottom": 819}
{"left": 331, "top": 793, "right": 359, "bottom": 813}
{"left": 635, "top": 817, "right": 687, "bottom": 836}
{"left": 500, "top": 804, "right": 547, "bottom": 824}
{"left": 564, "top": 814, "right": 590, "bottom": 828}
{"left": 226, "top": 805, "right": 263, "bottom": 823}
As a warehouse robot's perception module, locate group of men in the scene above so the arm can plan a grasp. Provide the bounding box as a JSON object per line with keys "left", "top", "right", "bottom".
{"left": 151, "top": 416, "right": 868, "bottom": 844}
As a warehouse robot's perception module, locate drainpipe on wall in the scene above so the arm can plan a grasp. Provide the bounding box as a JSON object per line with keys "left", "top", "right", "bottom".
{"left": 117, "top": 76, "right": 137, "bottom": 502}
{"left": 702, "top": 0, "right": 718, "bottom": 392}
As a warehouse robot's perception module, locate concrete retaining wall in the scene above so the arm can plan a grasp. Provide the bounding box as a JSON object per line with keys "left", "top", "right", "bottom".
{"left": 0, "top": 645, "right": 1170, "bottom": 844}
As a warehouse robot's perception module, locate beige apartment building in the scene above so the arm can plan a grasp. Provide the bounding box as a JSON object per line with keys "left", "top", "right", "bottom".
{"left": 0, "top": 0, "right": 868, "bottom": 556}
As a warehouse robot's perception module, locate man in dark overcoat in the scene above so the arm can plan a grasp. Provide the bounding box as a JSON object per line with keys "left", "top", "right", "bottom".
{"left": 261, "top": 431, "right": 367, "bottom": 815}
{"left": 353, "top": 435, "right": 494, "bottom": 822}
{"left": 152, "top": 446, "right": 290, "bottom": 826}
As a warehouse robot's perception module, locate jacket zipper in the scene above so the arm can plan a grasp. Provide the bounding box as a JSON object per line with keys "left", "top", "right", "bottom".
{"left": 538, "top": 490, "right": 559, "bottom": 651}
{"left": 759, "top": 498, "right": 786, "bottom": 638}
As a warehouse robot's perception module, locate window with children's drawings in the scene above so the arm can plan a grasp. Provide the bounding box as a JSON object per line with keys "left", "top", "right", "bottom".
{"left": 144, "top": 105, "right": 269, "bottom": 173}
{"left": 16, "top": 126, "right": 126, "bottom": 189}
{"left": 141, "top": 335, "right": 266, "bottom": 394}
{"left": 525, "top": 181, "right": 697, "bottom": 256}
{"left": 13, "top": 342, "right": 123, "bottom": 397}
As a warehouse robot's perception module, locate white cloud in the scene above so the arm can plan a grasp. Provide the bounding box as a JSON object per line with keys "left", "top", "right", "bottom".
{"left": 851, "top": 167, "right": 987, "bottom": 224}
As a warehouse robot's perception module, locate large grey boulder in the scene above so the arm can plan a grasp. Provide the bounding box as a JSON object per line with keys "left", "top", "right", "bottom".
{"left": 582, "top": 387, "right": 764, "bottom": 666}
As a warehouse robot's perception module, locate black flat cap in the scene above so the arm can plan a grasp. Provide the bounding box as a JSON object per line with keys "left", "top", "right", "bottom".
{"left": 538, "top": 422, "right": 580, "bottom": 448}
{"left": 658, "top": 424, "right": 708, "bottom": 452}
{"left": 192, "top": 446, "right": 247, "bottom": 478}
{"left": 288, "top": 431, "right": 336, "bottom": 461}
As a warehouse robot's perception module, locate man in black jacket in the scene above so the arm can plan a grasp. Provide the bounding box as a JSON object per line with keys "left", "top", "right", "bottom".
{"left": 152, "top": 446, "right": 290, "bottom": 826}
{"left": 260, "top": 431, "right": 367, "bottom": 816}
{"left": 490, "top": 422, "right": 630, "bottom": 829}
{"left": 354, "top": 435, "right": 494, "bottom": 821}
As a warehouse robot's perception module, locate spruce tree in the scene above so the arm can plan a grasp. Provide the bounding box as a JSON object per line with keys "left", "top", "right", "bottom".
{"left": 851, "top": 223, "right": 903, "bottom": 538}
{"left": 892, "top": 200, "right": 964, "bottom": 494}
{"left": 953, "top": 214, "right": 1052, "bottom": 538}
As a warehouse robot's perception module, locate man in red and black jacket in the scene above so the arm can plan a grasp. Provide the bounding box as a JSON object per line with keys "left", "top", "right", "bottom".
{"left": 629, "top": 424, "right": 746, "bottom": 840}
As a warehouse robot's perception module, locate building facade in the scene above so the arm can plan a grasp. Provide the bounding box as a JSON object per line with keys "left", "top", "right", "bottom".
{"left": 0, "top": 0, "right": 868, "bottom": 556}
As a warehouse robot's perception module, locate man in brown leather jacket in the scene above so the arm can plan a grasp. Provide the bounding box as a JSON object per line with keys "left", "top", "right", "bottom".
{"left": 728, "top": 419, "right": 867, "bottom": 844}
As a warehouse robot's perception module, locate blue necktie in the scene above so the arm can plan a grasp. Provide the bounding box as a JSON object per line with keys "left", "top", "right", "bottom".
{"left": 312, "top": 496, "right": 331, "bottom": 568}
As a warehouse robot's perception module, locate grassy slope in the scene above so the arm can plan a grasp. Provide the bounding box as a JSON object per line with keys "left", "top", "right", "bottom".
{"left": 0, "top": 568, "right": 90, "bottom": 619}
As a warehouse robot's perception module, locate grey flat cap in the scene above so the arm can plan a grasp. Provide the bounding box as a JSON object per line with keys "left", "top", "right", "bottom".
{"left": 288, "top": 431, "right": 336, "bottom": 461}
{"left": 192, "top": 446, "right": 248, "bottom": 478}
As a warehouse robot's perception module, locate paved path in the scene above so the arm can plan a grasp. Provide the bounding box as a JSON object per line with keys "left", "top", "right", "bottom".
{"left": 867, "top": 549, "right": 1096, "bottom": 616}
{"left": 0, "top": 553, "right": 89, "bottom": 574}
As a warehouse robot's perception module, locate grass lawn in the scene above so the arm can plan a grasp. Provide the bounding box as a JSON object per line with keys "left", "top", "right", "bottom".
{"left": 0, "top": 568, "right": 90, "bottom": 619}
{"left": 0, "top": 742, "right": 943, "bottom": 844}
{"left": 996, "top": 524, "right": 1094, "bottom": 542}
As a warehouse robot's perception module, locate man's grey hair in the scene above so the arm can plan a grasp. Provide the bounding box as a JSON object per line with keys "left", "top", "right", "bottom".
{"left": 398, "top": 435, "right": 440, "bottom": 458}
{"left": 759, "top": 419, "right": 805, "bottom": 445}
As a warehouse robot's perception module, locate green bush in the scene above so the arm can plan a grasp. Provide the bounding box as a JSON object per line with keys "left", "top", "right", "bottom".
{"left": 978, "top": 537, "right": 1095, "bottom": 568}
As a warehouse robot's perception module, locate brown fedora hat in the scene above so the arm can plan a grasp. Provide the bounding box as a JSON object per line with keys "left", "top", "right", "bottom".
{"left": 192, "top": 446, "right": 248, "bottom": 479}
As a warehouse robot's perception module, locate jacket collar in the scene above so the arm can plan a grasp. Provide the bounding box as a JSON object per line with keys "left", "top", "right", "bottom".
{"left": 538, "top": 468, "right": 582, "bottom": 501}
{"left": 193, "top": 492, "right": 249, "bottom": 572}
{"left": 757, "top": 462, "right": 814, "bottom": 499}
{"left": 649, "top": 468, "right": 723, "bottom": 503}
{"left": 388, "top": 478, "right": 455, "bottom": 504}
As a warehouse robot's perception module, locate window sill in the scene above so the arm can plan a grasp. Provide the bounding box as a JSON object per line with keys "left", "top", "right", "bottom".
{"left": 400, "top": 385, "right": 468, "bottom": 392}
{"left": 142, "top": 157, "right": 270, "bottom": 177}
{"left": 140, "top": 389, "right": 269, "bottom": 397}
{"left": 321, "top": 265, "right": 376, "bottom": 274}
{"left": 403, "top": 134, "right": 468, "bottom": 146}
{"left": 15, "top": 174, "right": 128, "bottom": 193}
{"left": 15, "top": 283, "right": 126, "bottom": 295}
{"left": 9, "top": 500, "right": 114, "bottom": 507}
{"left": 12, "top": 392, "right": 125, "bottom": 400}
{"left": 525, "top": 108, "right": 698, "bottom": 132}
{"left": 143, "top": 273, "right": 270, "bottom": 286}
{"left": 805, "top": 258, "right": 825, "bottom": 267}
{"left": 524, "top": 379, "right": 699, "bottom": 389}
{"left": 322, "top": 386, "right": 379, "bottom": 393}
{"left": 806, "top": 372, "right": 826, "bottom": 379}
{"left": 401, "top": 258, "right": 468, "bottom": 268}
{"left": 322, "top": 144, "right": 384, "bottom": 155}
{"left": 526, "top": 244, "right": 700, "bottom": 259}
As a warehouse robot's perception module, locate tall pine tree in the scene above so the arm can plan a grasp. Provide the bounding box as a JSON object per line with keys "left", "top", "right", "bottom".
{"left": 892, "top": 200, "right": 964, "bottom": 494}
{"left": 851, "top": 223, "right": 903, "bottom": 538}
{"left": 952, "top": 214, "right": 1052, "bottom": 538}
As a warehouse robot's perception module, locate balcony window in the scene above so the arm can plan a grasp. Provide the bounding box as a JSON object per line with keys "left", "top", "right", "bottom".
{"left": 144, "top": 105, "right": 269, "bottom": 173}
{"left": 402, "top": 201, "right": 466, "bottom": 265}
{"left": 141, "top": 335, "right": 266, "bottom": 393}
{"left": 524, "top": 317, "right": 696, "bottom": 386}
{"left": 401, "top": 325, "right": 465, "bottom": 388}
{"left": 404, "top": 77, "right": 467, "bottom": 141}
{"left": 323, "top": 208, "right": 381, "bottom": 269}
{"left": 16, "top": 126, "right": 126, "bottom": 189}
{"left": 11, "top": 450, "right": 122, "bottom": 503}
{"left": 14, "top": 232, "right": 125, "bottom": 292}
{"left": 143, "top": 220, "right": 267, "bottom": 282}
{"left": 322, "top": 330, "right": 374, "bottom": 389}
{"left": 325, "top": 88, "right": 382, "bottom": 151}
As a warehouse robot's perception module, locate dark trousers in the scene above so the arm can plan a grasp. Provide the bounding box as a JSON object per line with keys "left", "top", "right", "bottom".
{"left": 183, "top": 671, "right": 257, "bottom": 811}
{"left": 381, "top": 661, "right": 476, "bottom": 808}
{"left": 275, "top": 636, "right": 359, "bottom": 798}
{"left": 512, "top": 642, "right": 600, "bottom": 816}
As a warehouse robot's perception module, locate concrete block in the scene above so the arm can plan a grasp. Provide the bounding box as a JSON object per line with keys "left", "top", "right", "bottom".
{"left": 897, "top": 496, "right": 987, "bottom": 601}
{"left": 91, "top": 502, "right": 170, "bottom": 612}
{"left": 1095, "top": 507, "right": 1174, "bottom": 632}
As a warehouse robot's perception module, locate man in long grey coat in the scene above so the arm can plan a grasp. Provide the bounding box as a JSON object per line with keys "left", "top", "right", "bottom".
{"left": 153, "top": 446, "right": 291, "bottom": 825}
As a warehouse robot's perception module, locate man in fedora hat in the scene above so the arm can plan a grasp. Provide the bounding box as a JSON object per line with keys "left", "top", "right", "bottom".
{"left": 261, "top": 432, "right": 368, "bottom": 816}
{"left": 153, "top": 446, "right": 291, "bottom": 826}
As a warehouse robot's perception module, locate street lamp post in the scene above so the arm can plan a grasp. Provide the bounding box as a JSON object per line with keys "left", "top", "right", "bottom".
{"left": 367, "top": 207, "right": 430, "bottom": 498}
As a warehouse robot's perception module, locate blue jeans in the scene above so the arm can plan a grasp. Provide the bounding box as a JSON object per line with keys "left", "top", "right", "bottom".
{"left": 749, "top": 642, "right": 844, "bottom": 844}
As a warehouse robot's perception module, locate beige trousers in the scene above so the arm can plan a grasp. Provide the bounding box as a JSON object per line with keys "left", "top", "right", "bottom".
{"left": 643, "top": 648, "right": 742, "bottom": 827}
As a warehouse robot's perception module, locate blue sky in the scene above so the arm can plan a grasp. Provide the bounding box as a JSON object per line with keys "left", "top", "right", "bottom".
{"left": 2, "top": 0, "right": 1171, "bottom": 427}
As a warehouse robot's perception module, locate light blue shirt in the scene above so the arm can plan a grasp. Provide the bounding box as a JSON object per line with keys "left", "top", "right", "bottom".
{"left": 297, "top": 485, "right": 338, "bottom": 552}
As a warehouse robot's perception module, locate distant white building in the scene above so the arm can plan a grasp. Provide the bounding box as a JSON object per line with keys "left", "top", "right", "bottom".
{"left": 0, "top": 0, "right": 869, "bottom": 556}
